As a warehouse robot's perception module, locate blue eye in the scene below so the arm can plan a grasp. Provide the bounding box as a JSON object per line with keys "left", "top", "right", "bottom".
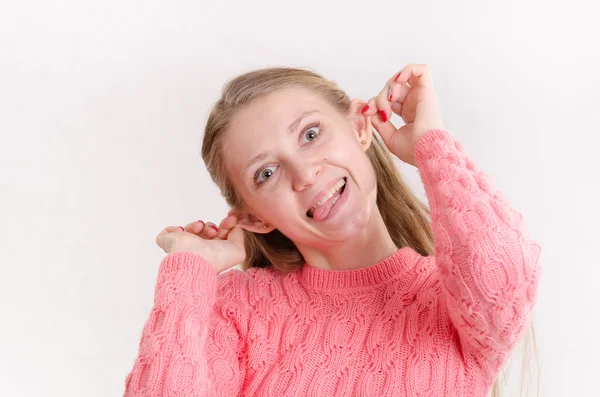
{"left": 300, "top": 125, "right": 321, "bottom": 145}
{"left": 256, "top": 165, "right": 277, "bottom": 185}
{"left": 253, "top": 121, "right": 323, "bottom": 187}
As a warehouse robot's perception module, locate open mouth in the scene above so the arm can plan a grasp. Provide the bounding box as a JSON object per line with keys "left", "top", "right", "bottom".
{"left": 306, "top": 177, "right": 347, "bottom": 218}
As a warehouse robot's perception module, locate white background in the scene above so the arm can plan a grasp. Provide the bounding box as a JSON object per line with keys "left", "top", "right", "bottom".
{"left": 1, "top": 0, "right": 598, "bottom": 396}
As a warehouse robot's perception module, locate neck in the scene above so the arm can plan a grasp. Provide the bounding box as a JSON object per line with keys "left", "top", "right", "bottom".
{"left": 296, "top": 205, "right": 399, "bottom": 271}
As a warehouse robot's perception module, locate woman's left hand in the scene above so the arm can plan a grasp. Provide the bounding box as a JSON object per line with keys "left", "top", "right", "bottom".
{"left": 362, "top": 64, "right": 445, "bottom": 167}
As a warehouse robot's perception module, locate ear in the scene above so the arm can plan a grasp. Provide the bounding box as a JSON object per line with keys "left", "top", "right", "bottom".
{"left": 228, "top": 208, "right": 276, "bottom": 234}
{"left": 346, "top": 98, "right": 373, "bottom": 152}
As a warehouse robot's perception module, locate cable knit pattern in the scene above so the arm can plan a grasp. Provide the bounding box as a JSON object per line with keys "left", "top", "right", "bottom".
{"left": 123, "top": 129, "right": 541, "bottom": 396}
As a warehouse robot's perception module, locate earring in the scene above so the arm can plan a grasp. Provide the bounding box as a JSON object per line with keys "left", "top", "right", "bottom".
{"left": 361, "top": 140, "right": 366, "bottom": 144}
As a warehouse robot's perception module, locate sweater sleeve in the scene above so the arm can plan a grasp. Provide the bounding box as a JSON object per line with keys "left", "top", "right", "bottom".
{"left": 414, "top": 129, "right": 542, "bottom": 375}
{"left": 122, "top": 251, "right": 246, "bottom": 396}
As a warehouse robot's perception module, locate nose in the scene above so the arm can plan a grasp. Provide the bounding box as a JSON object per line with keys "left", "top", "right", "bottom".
{"left": 291, "top": 160, "right": 321, "bottom": 192}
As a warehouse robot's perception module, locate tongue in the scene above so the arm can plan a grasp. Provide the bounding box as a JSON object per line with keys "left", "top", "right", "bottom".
{"left": 312, "top": 190, "right": 342, "bottom": 221}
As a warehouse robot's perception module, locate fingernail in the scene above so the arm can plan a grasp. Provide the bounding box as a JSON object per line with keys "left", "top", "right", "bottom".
{"left": 209, "top": 224, "right": 218, "bottom": 232}
{"left": 197, "top": 220, "right": 204, "bottom": 226}
{"left": 394, "top": 72, "right": 401, "bottom": 82}
{"left": 379, "top": 110, "right": 388, "bottom": 123}
{"left": 388, "top": 91, "right": 393, "bottom": 101}
{"left": 179, "top": 226, "right": 185, "bottom": 231}
{"left": 361, "top": 104, "right": 369, "bottom": 114}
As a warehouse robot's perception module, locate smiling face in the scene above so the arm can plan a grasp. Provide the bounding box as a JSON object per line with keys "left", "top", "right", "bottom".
{"left": 223, "top": 86, "right": 379, "bottom": 250}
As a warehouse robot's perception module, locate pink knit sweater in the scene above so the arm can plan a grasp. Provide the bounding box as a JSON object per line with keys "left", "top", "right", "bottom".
{"left": 123, "top": 129, "right": 541, "bottom": 396}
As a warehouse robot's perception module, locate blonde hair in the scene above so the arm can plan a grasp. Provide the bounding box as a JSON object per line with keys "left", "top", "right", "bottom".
{"left": 200, "top": 66, "right": 539, "bottom": 397}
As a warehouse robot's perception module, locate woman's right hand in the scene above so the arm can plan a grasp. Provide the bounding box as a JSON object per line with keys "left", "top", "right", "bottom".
{"left": 155, "top": 213, "right": 246, "bottom": 274}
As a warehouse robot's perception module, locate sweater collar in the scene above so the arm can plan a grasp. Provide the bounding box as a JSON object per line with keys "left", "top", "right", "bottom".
{"left": 298, "top": 246, "right": 419, "bottom": 290}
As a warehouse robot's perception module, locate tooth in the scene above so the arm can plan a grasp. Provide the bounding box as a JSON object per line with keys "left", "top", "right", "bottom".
{"left": 311, "top": 178, "right": 346, "bottom": 212}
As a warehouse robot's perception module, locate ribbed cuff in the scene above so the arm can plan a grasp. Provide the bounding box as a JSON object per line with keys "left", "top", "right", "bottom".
{"left": 155, "top": 251, "right": 218, "bottom": 303}
{"left": 414, "top": 129, "right": 455, "bottom": 167}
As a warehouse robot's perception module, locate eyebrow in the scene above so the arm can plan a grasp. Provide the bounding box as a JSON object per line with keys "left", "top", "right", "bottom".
{"left": 242, "top": 109, "right": 320, "bottom": 177}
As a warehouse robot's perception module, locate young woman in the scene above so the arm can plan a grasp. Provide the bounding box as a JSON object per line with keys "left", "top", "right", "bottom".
{"left": 123, "top": 64, "right": 541, "bottom": 396}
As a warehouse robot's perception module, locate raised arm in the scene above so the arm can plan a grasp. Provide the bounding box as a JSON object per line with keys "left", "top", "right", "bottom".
{"left": 123, "top": 251, "right": 245, "bottom": 396}
{"left": 414, "top": 128, "right": 542, "bottom": 375}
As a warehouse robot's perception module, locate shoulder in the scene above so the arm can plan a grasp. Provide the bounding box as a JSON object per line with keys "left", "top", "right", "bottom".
{"left": 394, "top": 248, "right": 443, "bottom": 304}
{"left": 211, "top": 265, "right": 293, "bottom": 332}
{"left": 215, "top": 265, "right": 289, "bottom": 303}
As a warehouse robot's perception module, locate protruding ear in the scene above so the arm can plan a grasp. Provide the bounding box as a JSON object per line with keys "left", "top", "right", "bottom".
{"left": 228, "top": 209, "right": 276, "bottom": 234}
{"left": 346, "top": 98, "right": 374, "bottom": 152}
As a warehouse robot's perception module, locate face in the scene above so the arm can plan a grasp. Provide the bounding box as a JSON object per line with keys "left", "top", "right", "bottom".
{"left": 223, "top": 87, "right": 378, "bottom": 249}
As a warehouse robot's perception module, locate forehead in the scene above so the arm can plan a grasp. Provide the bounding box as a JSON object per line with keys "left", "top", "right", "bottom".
{"left": 230, "top": 87, "right": 329, "bottom": 131}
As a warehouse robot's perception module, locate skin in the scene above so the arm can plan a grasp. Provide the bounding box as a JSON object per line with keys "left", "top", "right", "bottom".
{"left": 158, "top": 64, "right": 445, "bottom": 273}
{"left": 219, "top": 87, "right": 399, "bottom": 271}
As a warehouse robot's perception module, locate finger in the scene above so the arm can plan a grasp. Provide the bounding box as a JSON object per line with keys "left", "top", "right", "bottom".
{"left": 390, "top": 101, "right": 403, "bottom": 119}
{"left": 184, "top": 220, "right": 205, "bottom": 234}
{"left": 371, "top": 118, "right": 398, "bottom": 148}
{"left": 382, "top": 68, "right": 409, "bottom": 106}
{"left": 370, "top": 110, "right": 398, "bottom": 148}
{"left": 155, "top": 232, "right": 166, "bottom": 250}
{"left": 375, "top": 83, "right": 393, "bottom": 124}
{"left": 155, "top": 226, "right": 183, "bottom": 244}
{"left": 216, "top": 214, "right": 237, "bottom": 239}
{"left": 220, "top": 213, "right": 237, "bottom": 228}
{"left": 360, "top": 97, "right": 379, "bottom": 117}
{"left": 363, "top": 96, "right": 396, "bottom": 133}
{"left": 362, "top": 96, "right": 400, "bottom": 138}
{"left": 383, "top": 64, "right": 431, "bottom": 106}
{"left": 164, "top": 226, "right": 185, "bottom": 233}
{"left": 199, "top": 222, "right": 219, "bottom": 239}
{"left": 155, "top": 226, "right": 185, "bottom": 250}
{"left": 388, "top": 81, "right": 411, "bottom": 107}
{"left": 395, "top": 63, "right": 434, "bottom": 89}
{"left": 226, "top": 224, "right": 245, "bottom": 246}
{"left": 371, "top": 89, "right": 398, "bottom": 146}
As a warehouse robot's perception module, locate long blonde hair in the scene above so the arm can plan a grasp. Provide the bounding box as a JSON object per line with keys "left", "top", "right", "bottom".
{"left": 200, "top": 66, "right": 539, "bottom": 396}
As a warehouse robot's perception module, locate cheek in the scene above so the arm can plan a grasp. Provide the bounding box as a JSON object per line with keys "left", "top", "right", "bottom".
{"left": 324, "top": 143, "right": 359, "bottom": 163}
{"left": 355, "top": 164, "right": 377, "bottom": 193}
{"left": 259, "top": 193, "right": 297, "bottom": 219}
{"left": 328, "top": 146, "right": 373, "bottom": 179}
